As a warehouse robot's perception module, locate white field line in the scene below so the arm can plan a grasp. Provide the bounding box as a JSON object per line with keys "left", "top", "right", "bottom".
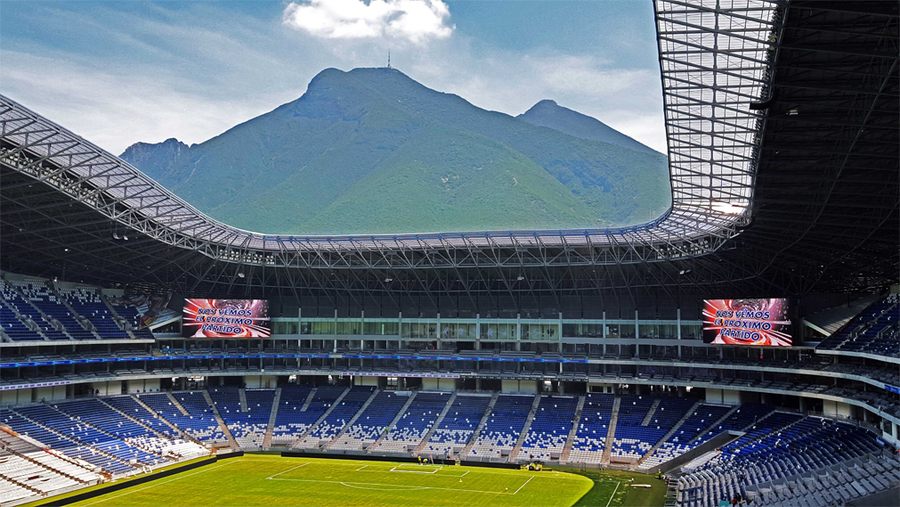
{"left": 79, "top": 462, "right": 233, "bottom": 506}
{"left": 266, "top": 462, "right": 310, "bottom": 480}
{"left": 512, "top": 475, "right": 535, "bottom": 495}
{"left": 605, "top": 480, "right": 621, "bottom": 507}
{"left": 389, "top": 465, "right": 442, "bottom": 474}
{"left": 269, "top": 477, "right": 512, "bottom": 495}
{"left": 356, "top": 464, "right": 369, "bottom": 471}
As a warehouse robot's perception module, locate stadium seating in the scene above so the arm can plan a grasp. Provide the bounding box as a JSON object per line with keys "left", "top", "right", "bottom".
{"left": 138, "top": 393, "right": 225, "bottom": 443}
{"left": 467, "top": 395, "right": 533, "bottom": 460}
{"left": 12, "top": 281, "right": 96, "bottom": 340}
{"left": 55, "top": 287, "right": 128, "bottom": 339}
{"left": 209, "top": 388, "right": 276, "bottom": 449}
{"left": 518, "top": 395, "right": 577, "bottom": 462}
{"left": 677, "top": 415, "right": 884, "bottom": 507}
{"left": 818, "top": 294, "right": 899, "bottom": 358}
{"left": 1, "top": 407, "right": 138, "bottom": 475}
{"left": 640, "top": 403, "right": 732, "bottom": 469}
{"left": 103, "top": 395, "right": 179, "bottom": 439}
{"left": 610, "top": 395, "right": 658, "bottom": 460}
{"left": 373, "top": 392, "right": 451, "bottom": 454}
{"left": 0, "top": 280, "right": 68, "bottom": 341}
{"left": 569, "top": 393, "right": 615, "bottom": 464}
{"left": 281, "top": 385, "right": 346, "bottom": 445}
{"left": 270, "top": 385, "right": 314, "bottom": 445}
{"left": 689, "top": 404, "right": 771, "bottom": 450}
{"left": 329, "top": 391, "right": 409, "bottom": 451}
{"left": 0, "top": 277, "right": 154, "bottom": 343}
{"left": 424, "top": 394, "right": 491, "bottom": 457}
{"left": 0, "top": 428, "right": 101, "bottom": 503}
{"left": 106, "top": 300, "right": 154, "bottom": 339}
{"left": 301, "top": 386, "right": 375, "bottom": 447}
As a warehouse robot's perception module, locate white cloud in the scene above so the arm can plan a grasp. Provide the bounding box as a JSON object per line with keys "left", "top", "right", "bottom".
{"left": 283, "top": 0, "right": 453, "bottom": 44}
{"left": 1, "top": 51, "right": 291, "bottom": 155}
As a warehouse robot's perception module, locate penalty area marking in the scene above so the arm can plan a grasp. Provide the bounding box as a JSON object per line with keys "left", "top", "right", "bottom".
{"left": 266, "top": 462, "right": 310, "bottom": 480}
{"left": 389, "top": 464, "right": 443, "bottom": 474}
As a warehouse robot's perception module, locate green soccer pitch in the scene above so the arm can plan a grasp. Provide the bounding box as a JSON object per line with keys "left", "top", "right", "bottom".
{"left": 39, "top": 455, "right": 666, "bottom": 507}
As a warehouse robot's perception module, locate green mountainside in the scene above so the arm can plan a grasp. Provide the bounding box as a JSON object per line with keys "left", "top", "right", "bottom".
{"left": 120, "top": 67, "right": 671, "bottom": 234}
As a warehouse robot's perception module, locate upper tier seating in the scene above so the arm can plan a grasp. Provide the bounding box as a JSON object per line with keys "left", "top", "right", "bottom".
{"left": 569, "top": 393, "right": 615, "bottom": 464}
{"left": 519, "top": 396, "right": 578, "bottom": 462}
{"left": 13, "top": 281, "right": 95, "bottom": 340}
{"left": 55, "top": 287, "right": 127, "bottom": 339}
{"left": 373, "top": 392, "right": 451, "bottom": 453}
{"left": 818, "top": 294, "right": 899, "bottom": 358}
{"left": 424, "top": 395, "right": 491, "bottom": 456}
{"left": 0, "top": 280, "right": 67, "bottom": 341}
{"left": 0, "top": 276, "right": 155, "bottom": 342}
{"left": 329, "top": 391, "right": 409, "bottom": 451}
{"left": 467, "top": 395, "right": 533, "bottom": 459}
{"left": 107, "top": 302, "right": 154, "bottom": 339}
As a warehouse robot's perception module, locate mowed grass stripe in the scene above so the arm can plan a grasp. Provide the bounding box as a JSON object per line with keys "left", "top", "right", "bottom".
{"left": 65, "top": 455, "right": 596, "bottom": 507}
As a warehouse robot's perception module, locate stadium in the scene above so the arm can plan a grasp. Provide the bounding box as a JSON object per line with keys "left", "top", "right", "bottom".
{"left": 0, "top": 1, "right": 898, "bottom": 506}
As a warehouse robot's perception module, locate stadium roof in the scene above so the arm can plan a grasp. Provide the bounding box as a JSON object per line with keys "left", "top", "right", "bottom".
{"left": 1, "top": 0, "right": 897, "bottom": 300}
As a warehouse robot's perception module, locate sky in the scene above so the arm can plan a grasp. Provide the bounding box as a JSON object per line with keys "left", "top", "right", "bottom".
{"left": 0, "top": 0, "right": 667, "bottom": 155}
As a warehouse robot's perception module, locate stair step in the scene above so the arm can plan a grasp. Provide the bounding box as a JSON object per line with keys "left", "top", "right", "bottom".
{"left": 325, "top": 388, "right": 381, "bottom": 450}
{"left": 509, "top": 393, "right": 542, "bottom": 462}
{"left": 371, "top": 391, "right": 418, "bottom": 450}
{"left": 295, "top": 387, "right": 351, "bottom": 446}
{"left": 601, "top": 396, "right": 621, "bottom": 465}
{"left": 414, "top": 391, "right": 457, "bottom": 455}
{"left": 202, "top": 390, "right": 237, "bottom": 448}
{"left": 560, "top": 394, "right": 586, "bottom": 463}
{"left": 262, "top": 387, "right": 282, "bottom": 449}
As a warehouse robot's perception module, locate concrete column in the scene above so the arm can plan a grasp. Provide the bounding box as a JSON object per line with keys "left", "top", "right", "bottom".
{"left": 516, "top": 314, "right": 522, "bottom": 352}
{"left": 475, "top": 313, "right": 481, "bottom": 351}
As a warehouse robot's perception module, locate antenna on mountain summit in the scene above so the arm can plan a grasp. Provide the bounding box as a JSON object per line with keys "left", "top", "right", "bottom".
{"left": 387, "top": 50, "right": 391, "bottom": 69}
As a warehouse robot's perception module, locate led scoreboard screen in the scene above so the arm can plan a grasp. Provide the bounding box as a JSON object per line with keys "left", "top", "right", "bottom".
{"left": 182, "top": 299, "right": 270, "bottom": 338}
{"left": 702, "top": 298, "right": 793, "bottom": 347}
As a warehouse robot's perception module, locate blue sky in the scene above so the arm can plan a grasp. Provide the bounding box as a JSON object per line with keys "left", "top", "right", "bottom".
{"left": 0, "top": 0, "right": 666, "bottom": 154}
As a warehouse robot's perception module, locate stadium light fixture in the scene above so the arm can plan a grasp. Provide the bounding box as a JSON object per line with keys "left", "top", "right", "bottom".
{"left": 237, "top": 272, "right": 246, "bottom": 278}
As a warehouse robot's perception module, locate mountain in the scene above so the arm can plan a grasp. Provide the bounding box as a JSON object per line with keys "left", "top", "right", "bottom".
{"left": 120, "top": 67, "right": 671, "bottom": 234}
{"left": 122, "top": 138, "right": 189, "bottom": 181}
{"left": 518, "top": 99, "right": 657, "bottom": 153}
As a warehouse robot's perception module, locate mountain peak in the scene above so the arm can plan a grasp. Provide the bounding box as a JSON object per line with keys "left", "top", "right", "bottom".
{"left": 527, "top": 99, "right": 560, "bottom": 110}
{"left": 120, "top": 67, "right": 670, "bottom": 233}
{"left": 519, "top": 100, "right": 660, "bottom": 155}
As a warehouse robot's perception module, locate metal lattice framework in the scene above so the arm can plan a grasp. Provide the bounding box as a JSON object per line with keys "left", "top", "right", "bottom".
{"left": 0, "top": 0, "right": 781, "bottom": 270}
